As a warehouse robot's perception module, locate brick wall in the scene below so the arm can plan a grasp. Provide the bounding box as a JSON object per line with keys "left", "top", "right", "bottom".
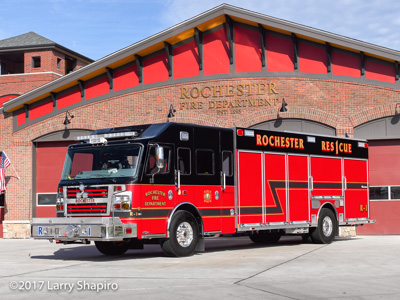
{"left": 0, "top": 73, "right": 61, "bottom": 98}
{"left": 2, "top": 76, "right": 400, "bottom": 222}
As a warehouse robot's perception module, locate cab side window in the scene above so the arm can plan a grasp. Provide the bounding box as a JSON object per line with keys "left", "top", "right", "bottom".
{"left": 146, "top": 147, "right": 171, "bottom": 175}
{"left": 222, "top": 151, "right": 233, "bottom": 176}
{"left": 177, "top": 148, "right": 191, "bottom": 175}
{"left": 196, "top": 149, "right": 214, "bottom": 175}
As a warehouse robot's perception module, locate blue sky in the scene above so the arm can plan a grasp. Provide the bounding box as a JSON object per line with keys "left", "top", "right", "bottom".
{"left": 1, "top": 0, "right": 400, "bottom": 61}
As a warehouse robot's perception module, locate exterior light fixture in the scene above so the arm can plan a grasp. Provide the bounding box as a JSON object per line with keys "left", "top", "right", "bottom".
{"left": 168, "top": 104, "right": 176, "bottom": 118}
{"left": 280, "top": 98, "right": 288, "bottom": 113}
{"left": 63, "top": 111, "right": 74, "bottom": 126}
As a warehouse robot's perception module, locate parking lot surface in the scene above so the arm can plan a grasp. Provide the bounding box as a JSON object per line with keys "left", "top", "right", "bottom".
{"left": 0, "top": 235, "right": 399, "bottom": 299}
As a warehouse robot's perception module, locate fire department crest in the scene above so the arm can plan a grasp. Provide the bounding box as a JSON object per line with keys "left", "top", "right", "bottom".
{"left": 204, "top": 190, "right": 212, "bottom": 203}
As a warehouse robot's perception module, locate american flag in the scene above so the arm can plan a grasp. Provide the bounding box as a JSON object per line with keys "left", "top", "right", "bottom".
{"left": 0, "top": 151, "right": 11, "bottom": 192}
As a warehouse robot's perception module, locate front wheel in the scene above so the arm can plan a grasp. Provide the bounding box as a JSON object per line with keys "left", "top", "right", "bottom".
{"left": 311, "top": 208, "right": 337, "bottom": 244}
{"left": 161, "top": 211, "right": 199, "bottom": 257}
{"left": 95, "top": 241, "right": 129, "bottom": 255}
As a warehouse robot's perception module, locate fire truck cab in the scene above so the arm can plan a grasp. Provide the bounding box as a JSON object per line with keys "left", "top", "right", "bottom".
{"left": 31, "top": 122, "right": 373, "bottom": 257}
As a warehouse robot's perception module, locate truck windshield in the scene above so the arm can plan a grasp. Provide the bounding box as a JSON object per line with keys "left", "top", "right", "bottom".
{"left": 61, "top": 144, "right": 142, "bottom": 180}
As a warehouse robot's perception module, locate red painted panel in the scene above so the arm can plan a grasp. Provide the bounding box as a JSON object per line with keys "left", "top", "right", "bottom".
{"left": 266, "top": 34, "right": 294, "bottom": 72}
{"left": 288, "top": 155, "right": 309, "bottom": 221}
{"left": 195, "top": 185, "right": 221, "bottom": 232}
{"left": 114, "top": 65, "right": 139, "bottom": 91}
{"left": 36, "top": 206, "right": 56, "bottom": 218}
{"left": 17, "top": 111, "right": 26, "bottom": 126}
{"left": 36, "top": 141, "right": 74, "bottom": 218}
{"left": 332, "top": 50, "right": 361, "bottom": 77}
{"left": 221, "top": 186, "right": 235, "bottom": 234}
{"left": 85, "top": 77, "right": 110, "bottom": 100}
{"left": 30, "top": 99, "right": 53, "bottom": 120}
{"left": 265, "top": 153, "right": 286, "bottom": 223}
{"left": 36, "top": 141, "right": 72, "bottom": 193}
{"left": 0, "top": 95, "right": 18, "bottom": 107}
{"left": 234, "top": 26, "right": 261, "bottom": 73}
{"left": 369, "top": 140, "right": 400, "bottom": 186}
{"left": 357, "top": 201, "right": 400, "bottom": 234}
{"left": 237, "top": 151, "right": 263, "bottom": 224}
{"left": 203, "top": 28, "right": 230, "bottom": 76}
{"left": 344, "top": 159, "right": 369, "bottom": 219}
{"left": 140, "top": 184, "right": 172, "bottom": 236}
{"left": 311, "top": 157, "right": 342, "bottom": 197}
{"left": 173, "top": 41, "right": 199, "bottom": 79}
{"left": 143, "top": 53, "right": 169, "bottom": 85}
{"left": 299, "top": 42, "right": 327, "bottom": 74}
{"left": 57, "top": 88, "right": 81, "bottom": 109}
{"left": 366, "top": 60, "right": 395, "bottom": 83}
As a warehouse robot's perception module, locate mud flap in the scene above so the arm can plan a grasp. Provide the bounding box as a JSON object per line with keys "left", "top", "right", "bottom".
{"left": 196, "top": 236, "right": 205, "bottom": 252}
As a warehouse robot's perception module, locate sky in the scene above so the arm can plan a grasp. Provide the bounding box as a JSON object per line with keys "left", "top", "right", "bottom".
{"left": 1, "top": 0, "right": 400, "bottom": 61}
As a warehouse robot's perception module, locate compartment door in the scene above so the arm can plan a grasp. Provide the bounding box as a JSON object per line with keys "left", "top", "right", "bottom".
{"left": 237, "top": 151, "right": 263, "bottom": 225}
{"left": 344, "top": 159, "right": 369, "bottom": 220}
{"left": 288, "top": 155, "right": 309, "bottom": 222}
{"left": 264, "top": 153, "right": 287, "bottom": 223}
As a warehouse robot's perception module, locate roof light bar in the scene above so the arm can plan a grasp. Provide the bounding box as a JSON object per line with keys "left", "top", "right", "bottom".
{"left": 104, "top": 131, "right": 138, "bottom": 138}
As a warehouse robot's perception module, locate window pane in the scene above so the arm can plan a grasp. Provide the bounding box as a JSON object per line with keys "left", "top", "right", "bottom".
{"left": 222, "top": 151, "right": 233, "bottom": 176}
{"left": 196, "top": 150, "right": 214, "bottom": 175}
{"left": 37, "top": 193, "right": 57, "bottom": 206}
{"left": 178, "top": 148, "right": 191, "bottom": 175}
{"left": 369, "top": 187, "right": 388, "bottom": 200}
{"left": 71, "top": 153, "right": 93, "bottom": 177}
{"left": 146, "top": 147, "right": 171, "bottom": 175}
{"left": 390, "top": 186, "right": 400, "bottom": 200}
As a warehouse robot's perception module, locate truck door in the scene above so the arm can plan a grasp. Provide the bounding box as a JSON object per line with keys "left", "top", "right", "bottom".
{"left": 343, "top": 159, "right": 369, "bottom": 220}
{"left": 264, "top": 153, "right": 287, "bottom": 223}
{"left": 220, "top": 129, "right": 235, "bottom": 234}
{"left": 192, "top": 127, "right": 221, "bottom": 233}
{"left": 237, "top": 150, "right": 263, "bottom": 226}
{"left": 288, "top": 154, "right": 309, "bottom": 222}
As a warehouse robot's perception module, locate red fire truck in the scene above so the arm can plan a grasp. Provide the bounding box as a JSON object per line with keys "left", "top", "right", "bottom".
{"left": 31, "top": 122, "right": 373, "bottom": 257}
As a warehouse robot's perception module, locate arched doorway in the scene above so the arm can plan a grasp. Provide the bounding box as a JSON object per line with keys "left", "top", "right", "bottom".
{"left": 251, "top": 118, "right": 336, "bottom": 136}
{"left": 32, "top": 129, "right": 92, "bottom": 218}
{"left": 354, "top": 116, "right": 400, "bottom": 234}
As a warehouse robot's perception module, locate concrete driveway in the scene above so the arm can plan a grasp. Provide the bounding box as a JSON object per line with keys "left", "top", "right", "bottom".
{"left": 0, "top": 235, "right": 399, "bottom": 299}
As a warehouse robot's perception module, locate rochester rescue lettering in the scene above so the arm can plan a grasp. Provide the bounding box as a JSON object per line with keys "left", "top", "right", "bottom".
{"left": 321, "top": 140, "right": 352, "bottom": 155}
{"left": 256, "top": 134, "right": 304, "bottom": 149}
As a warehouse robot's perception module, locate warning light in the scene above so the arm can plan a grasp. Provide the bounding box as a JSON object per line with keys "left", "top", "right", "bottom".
{"left": 237, "top": 129, "right": 244, "bottom": 136}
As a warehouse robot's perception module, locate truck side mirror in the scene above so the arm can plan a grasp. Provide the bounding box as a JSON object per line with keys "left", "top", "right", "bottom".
{"left": 155, "top": 146, "right": 164, "bottom": 169}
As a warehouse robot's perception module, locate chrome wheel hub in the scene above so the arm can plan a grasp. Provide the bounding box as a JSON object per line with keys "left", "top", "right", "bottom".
{"left": 176, "top": 222, "right": 193, "bottom": 247}
{"left": 322, "top": 216, "right": 333, "bottom": 237}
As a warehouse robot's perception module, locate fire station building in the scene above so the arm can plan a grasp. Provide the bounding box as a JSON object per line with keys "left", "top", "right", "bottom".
{"left": 1, "top": 4, "right": 400, "bottom": 237}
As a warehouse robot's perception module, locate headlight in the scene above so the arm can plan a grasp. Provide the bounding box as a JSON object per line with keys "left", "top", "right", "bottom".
{"left": 112, "top": 190, "right": 132, "bottom": 211}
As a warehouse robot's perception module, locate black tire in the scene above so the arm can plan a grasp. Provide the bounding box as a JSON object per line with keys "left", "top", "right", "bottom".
{"left": 95, "top": 241, "right": 129, "bottom": 255}
{"left": 161, "top": 211, "right": 199, "bottom": 257}
{"left": 311, "top": 208, "right": 337, "bottom": 244}
{"left": 249, "top": 230, "right": 282, "bottom": 244}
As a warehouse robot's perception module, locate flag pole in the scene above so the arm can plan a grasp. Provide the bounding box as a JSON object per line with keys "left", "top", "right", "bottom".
{"left": 11, "top": 163, "right": 20, "bottom": 180}
{"left": 1, "top": 151, "right": 20, "bottom": 180}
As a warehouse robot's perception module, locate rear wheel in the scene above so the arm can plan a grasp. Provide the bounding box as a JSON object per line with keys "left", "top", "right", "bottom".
{"left": 161, "top": 211, "right": 199, "bottom": 257}
{"left": 249, "top": 230, "right": 282, "bottom": 244}
{"left": 311, "top": 208, "right": 337, "bottom": 244}
{"left": 95, "top": 241, "right": 129, "bottom": 255}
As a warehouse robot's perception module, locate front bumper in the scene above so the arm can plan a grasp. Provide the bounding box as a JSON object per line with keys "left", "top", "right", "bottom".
{"left": 31, "top": 217, "right": 137, "bottom": 242}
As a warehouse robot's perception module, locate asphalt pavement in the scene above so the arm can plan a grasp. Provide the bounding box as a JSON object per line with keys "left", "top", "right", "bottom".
{"left": 0, "top": 235, "right": 399, "bottom": 299}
